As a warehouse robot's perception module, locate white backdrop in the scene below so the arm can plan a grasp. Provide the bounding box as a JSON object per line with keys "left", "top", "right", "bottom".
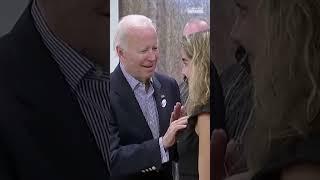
{"left": 110, "top": 0, "right": 119, "bottom": 73}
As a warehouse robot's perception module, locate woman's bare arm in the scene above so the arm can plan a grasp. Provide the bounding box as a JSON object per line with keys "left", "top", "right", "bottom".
{"left": 196, "top": 113, "right": 210, "bottom": 180}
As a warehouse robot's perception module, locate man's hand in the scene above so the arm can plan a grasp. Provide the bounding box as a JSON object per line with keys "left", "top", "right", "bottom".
{"left": 163, "top": 116, "right": 188, "bottom": 149}
{"left": 170, "top": 102, "right": 185, "bottom": 121}
{"left": 162, "top": 102, "right": 188, "bottom": 149}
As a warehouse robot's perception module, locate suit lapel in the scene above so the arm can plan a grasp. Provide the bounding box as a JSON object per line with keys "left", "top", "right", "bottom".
{"left": 111, "top": 65, "right": 153, "bottom": 138}
{"left": 152, "top": 75, "right": 170, "bottom": 136}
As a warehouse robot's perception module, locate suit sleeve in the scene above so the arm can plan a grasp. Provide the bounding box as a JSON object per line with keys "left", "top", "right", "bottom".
{"left": 109, "top": 107, "right": 162, "bottom": 176}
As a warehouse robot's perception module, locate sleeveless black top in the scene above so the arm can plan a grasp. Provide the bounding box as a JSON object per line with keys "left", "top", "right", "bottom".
{"left": 177, "top": 104, "right": 210, "bottom": 180}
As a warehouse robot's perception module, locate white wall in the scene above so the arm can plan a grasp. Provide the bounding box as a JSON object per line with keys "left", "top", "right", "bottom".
{"left": 110, "top": 0, "right": 119, "bottom": 73}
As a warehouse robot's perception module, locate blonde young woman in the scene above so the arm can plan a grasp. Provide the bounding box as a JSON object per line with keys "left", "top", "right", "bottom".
{"left": 230, "top": 0, "right": 320, "bottom": 179}
{"left": 176, "top": 30, "right": 210, "bottom": 180}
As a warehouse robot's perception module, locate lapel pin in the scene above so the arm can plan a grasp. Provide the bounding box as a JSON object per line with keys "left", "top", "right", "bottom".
{"left": 161, "top": 98, "right": 167, "bottom": 108}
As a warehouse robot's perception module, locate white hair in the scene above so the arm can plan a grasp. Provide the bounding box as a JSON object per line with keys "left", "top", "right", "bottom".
{"left": 113, "top": 14, "right": 156, "bottom": 51}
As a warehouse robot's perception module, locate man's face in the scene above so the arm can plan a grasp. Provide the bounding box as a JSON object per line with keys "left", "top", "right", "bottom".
{"left": 39, "top": 0, "right": 109, "bottom": 66}
{"left": 230, "top": 0, "right": 263, "bottom": 65}
{"left": 118, "top": 26, "right": 159, "bottom": 82}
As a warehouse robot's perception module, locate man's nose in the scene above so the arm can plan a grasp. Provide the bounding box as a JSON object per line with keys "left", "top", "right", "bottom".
{"left": 147, "top": 51, "right": 157, "bottom": 61}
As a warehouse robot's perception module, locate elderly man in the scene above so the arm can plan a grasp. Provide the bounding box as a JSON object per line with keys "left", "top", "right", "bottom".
{"left": 0, "top": 0, "right": 111, "bottom": 180}
{"left": 110, "top": 15, "right": 186, "bottom": 180}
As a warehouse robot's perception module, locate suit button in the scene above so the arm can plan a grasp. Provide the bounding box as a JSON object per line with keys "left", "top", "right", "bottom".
{"left": 152, "top": 166, "right": 156, "bottom": 170}
{"left": 145, "top": 169, "right": 149, "bottom": 172}
{"left": 142, "top": 170, "right": 145, "bottom": 173}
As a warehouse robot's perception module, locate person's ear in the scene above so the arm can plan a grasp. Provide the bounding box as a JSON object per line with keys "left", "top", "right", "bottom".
{"left": 116, "top": 46, "right": 125, "bottom": 60}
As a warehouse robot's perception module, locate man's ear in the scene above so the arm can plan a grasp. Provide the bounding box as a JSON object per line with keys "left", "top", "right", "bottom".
{"left": 116, "top": 46, "right": 125, "bottom": 60}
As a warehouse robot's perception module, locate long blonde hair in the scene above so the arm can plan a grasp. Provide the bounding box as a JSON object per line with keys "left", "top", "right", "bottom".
{"left": 181, "top": 31, "right": 210, "bottom": 115}
{"left": 247, "top": 0, "right": 320, "bottom": 172}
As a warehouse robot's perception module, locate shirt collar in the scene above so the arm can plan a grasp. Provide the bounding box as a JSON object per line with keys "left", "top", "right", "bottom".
{"left": 31, "top": 0, "right": 95, "bottom": 90}
{"left": 120, "top": 63, "right": 153, "bottom": 91}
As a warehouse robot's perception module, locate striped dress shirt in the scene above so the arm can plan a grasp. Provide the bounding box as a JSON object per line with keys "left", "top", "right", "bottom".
{"left": 31, "top": 1, "right": 111, "bottom": 170}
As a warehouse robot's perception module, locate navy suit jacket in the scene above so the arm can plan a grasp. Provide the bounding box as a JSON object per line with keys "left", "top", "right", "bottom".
{"left": 0, "top": 5, "right": 110, "bottom": 180}
{"left": 110, "top": 65, "right": 180, "bottom": 180}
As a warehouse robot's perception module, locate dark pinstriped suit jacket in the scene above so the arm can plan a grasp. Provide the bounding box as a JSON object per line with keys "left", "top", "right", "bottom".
{"left": 0, "top": 5, "right": 110, "bottom": 180}
{"left": 110, "top": 65, "right": 180, "bottom": 180}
